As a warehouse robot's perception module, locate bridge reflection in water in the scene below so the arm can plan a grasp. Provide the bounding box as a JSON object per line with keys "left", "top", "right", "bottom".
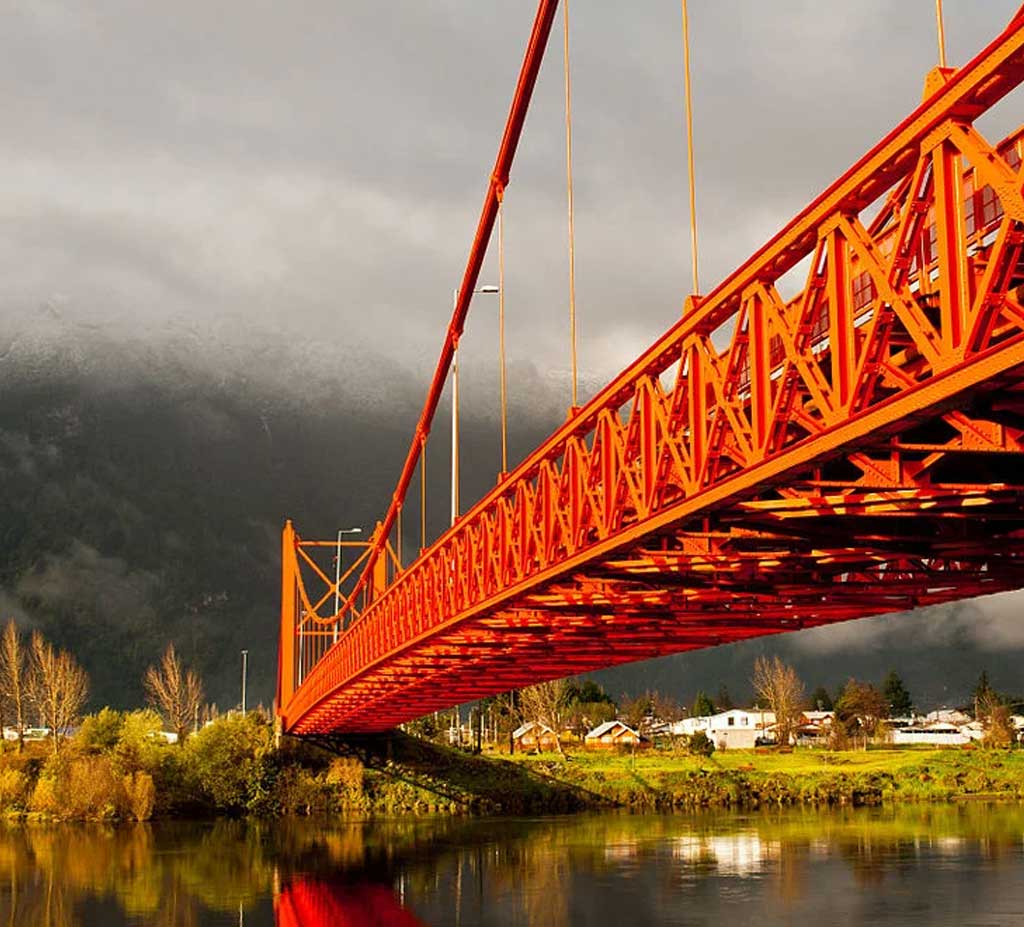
{"left": 276, "top": 878, "right": 426, "bottom": 927}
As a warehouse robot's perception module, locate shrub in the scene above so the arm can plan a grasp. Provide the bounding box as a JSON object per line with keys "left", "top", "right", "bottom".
{"left": 30, "top": 775, "right": 61, "bottom": 816}
{"left": 688, "top": 731, "right": 715, "bottom": 757}
{"left": 184, "top": 714, "right": 275, "bottom": 813}
{"left": 65, "top": 756, "right": 124, "bottom": 819}
{"left": 76, "top": 708, "right": 125, "bottom": 753}
{"left": 113, "top": 710, "right": 166, "bottom": 775}
{"left": 123, "top": 772, "right": 156, "bottom": 821}
{"left": 0, "top": 768, "right": 29, "bottom": 812}
{"left": 326, "top": 757, "right": 364, "bottom": 794}
{"left": 275, "top": 766, "right": 329, "bottom": 815}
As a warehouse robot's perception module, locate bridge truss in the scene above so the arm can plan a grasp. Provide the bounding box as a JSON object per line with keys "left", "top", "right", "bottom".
{"left": 278, "top": 2, "right": 1024, "bottom": 734}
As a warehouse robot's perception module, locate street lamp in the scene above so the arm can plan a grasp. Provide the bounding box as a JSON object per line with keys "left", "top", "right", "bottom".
{"left": 240, "top": 649, "right": 248, "bottom": 715}
{"left": 335, "top": 527, "right": 363, "bottom": 640}
{"left": 452, "top": 285, "right": 499, "bottom": 526}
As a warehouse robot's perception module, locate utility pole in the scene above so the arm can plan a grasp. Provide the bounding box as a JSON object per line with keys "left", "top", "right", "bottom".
{"left": 241, "top": 649, "right": 249, "bottom": 714}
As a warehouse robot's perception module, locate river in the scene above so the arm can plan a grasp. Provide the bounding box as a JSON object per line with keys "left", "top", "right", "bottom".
{"left": 2, "top": 804, "right": 1023, "bottom": 925}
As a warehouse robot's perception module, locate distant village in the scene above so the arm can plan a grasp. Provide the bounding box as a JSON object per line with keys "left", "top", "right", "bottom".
{"left": 409, "top": 657, "right": 1024, "bottom": 755}
{"left": 507, "top": 705, "right": 1024, "bottom": 755}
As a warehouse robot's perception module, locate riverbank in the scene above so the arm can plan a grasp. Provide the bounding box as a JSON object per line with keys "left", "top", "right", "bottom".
{"left": 7, "top": 711, "right": 1024, "bottom": 820}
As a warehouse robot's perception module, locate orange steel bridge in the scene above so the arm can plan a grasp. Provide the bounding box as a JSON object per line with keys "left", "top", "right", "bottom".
{"left": 277, "top": 2, "right": 1024, "bottom": 735}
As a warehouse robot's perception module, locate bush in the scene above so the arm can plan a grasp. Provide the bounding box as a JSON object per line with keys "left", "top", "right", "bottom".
{"left": 113, "top": 710, "right": 165, "bottom": 774}
{"left": 184, "top": 714, "right": 275, "bottom": 813}
{"left": 123, "top": 772, "right": 156, "bottom": 821}
{"left": 688, "top": 731, "right": 715, "bottom": 757}
{"left": 65, "top": 756, "right": 124, "bottom": 820}
{"left": 275, "top": 766, "right": 329, "bottom": 815}
{"left": 76, "top": 708, "right": 126, "bottom": 753}
{"left": 30, "top": 774, "right": 61, "bottom": 816}
{"left": 0, "top": 767, "right": 29, "bottom": 812}
{"left": 326, "top": 757, "right": 364, "bottom": 794}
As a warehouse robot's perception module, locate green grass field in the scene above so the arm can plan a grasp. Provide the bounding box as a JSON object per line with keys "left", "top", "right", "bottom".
{"left": 488, "top": 746, "right": 1024, "bottom": 808}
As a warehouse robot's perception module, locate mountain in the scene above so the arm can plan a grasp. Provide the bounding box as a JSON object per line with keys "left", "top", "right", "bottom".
{"left": 0, "top": 310, "right": 1021, "bottom": 713}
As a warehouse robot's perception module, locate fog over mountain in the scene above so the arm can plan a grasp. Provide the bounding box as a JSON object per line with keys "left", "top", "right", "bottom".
{"left": 1, "top": 307, "right": 1021, "bottom": 713}
{"left": 2, "top": 2, "right": 1023, "bottom": 712}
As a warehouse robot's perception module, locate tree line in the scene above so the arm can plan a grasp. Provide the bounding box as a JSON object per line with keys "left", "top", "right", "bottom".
{"left": 0, "top": 619, "right": 207, "bottom": 755}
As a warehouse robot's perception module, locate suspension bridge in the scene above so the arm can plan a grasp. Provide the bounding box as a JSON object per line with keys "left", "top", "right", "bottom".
{"left": 276, "top": 1, "right": 1024, "bottom": 736}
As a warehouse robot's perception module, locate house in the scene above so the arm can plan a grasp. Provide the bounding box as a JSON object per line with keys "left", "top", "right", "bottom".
{"left": 923, "top": 708, "right": 972, "bottom": 726}
{"left": 585, "top": 720, "right": 642, "bottom": 749}
{"left": 673, "top": 709, "right": 775, "bottom": 749}
{"left": 512, "top": 721, "right": 559, "bottom": 753}
{"left": 794, "top": 711, "right": 835, "bottom": 746}
{"left": 892, "top": 722, "right": 971, "bottom": 746}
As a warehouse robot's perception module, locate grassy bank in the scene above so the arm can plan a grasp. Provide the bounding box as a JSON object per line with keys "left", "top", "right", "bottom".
{"left": 505, "top": 745, "right": 1024, "bottom": 809}
{"left": 6, "top": 710, "right": 1024, "bottom": 820}
{"left": 0, "top": 713, "right": 594, "bottom": 821}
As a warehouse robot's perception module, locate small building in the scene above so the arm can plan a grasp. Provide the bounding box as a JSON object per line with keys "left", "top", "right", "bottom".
{"left": 923, "top": 708, "right": 972, "bottom": 726}
{"left": 794, "top": 711, "right": 835, "bottom": 746}
{"left": 892, "top": 723, "right": 971, "bottom": 746}
{"left": 585, "top": 720, "right": 642, "bottom": 749}
{"left": 673, "top": 709, "right": 775, "bottom": 749}
{"left": 512, "top": 721, "right": 559, "bottom": 753}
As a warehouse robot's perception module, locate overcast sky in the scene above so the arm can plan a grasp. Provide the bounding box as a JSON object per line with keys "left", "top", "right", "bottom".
{"left": 3, "top": 1, "right": 1023, "bottom": 398}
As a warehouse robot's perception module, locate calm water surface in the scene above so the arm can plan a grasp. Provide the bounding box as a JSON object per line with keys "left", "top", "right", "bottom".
{"left": 2, "top": 805, "right": 1024, "bottom": 925}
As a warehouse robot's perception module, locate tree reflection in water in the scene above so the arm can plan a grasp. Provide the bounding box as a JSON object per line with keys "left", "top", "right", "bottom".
{"left": 0, "top": 805, "right": 1021, "bottom": 925}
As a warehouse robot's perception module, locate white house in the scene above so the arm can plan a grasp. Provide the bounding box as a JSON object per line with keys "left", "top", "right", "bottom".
{"left": 673, "top": 709, "right": 775, "bottom": 750}
{"left": 892, "top": 722, "right": 971, "bottom": 746}
{"left": 923, "top": 708, "right": 972, "bottom": 726}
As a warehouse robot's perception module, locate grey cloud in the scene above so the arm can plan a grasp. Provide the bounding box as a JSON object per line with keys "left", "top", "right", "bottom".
{"left": 4, "top": 1, "right": 1021, "bottom": 398}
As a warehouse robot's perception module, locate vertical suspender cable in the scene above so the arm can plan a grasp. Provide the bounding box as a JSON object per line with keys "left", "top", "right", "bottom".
{"left": 420, "top": 437, "right": 427, "bottom": 551}
{"left": 451, "top": 341, "right": 459, "bottom": 526}
{"left": 498, "top": 189, "right": 509, "bottom": 474}
{"left": 935, "top": 0, "right": 948, "bottom": 68}
{"left": 563, "top": 0, "right": 579, "bottom": 409}
{"left": 681, "top": 0, "right": 700, "bottom": 296}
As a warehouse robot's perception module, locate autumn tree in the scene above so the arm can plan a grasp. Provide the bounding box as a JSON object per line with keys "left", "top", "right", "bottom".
{"left": 834, "top": 679, "right": 889, "bottom": 748}
{"left": 144, "top": 644, "right": 204, "bottom": 746}
{"left": 752, "top": 655, "right": 806, "bottom": 746}
{"left": 620, "top": 692, "right": 655, "bottom": 734}
{"left": 0, "top": 620, "right": 27, "bottom": 752}
{"left": 979, "top": 692, "right": 1015, "bottom": 748}
{"left": 28, "top": 631, "right": 89, "bottom": 756}
{"left": 518, "top": 678, "right": 571, "bottom": 754}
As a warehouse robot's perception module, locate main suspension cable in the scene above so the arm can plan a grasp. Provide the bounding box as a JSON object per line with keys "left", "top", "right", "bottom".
{"left": 563, "top": 0, "right": 579, "bottom": 408}
{"left": 935, "top": 0, "right": 948, "bottom": 68}
{"left": 681, "top": 0, "right": 700, "bottom": 296}
{"left": 498, "top": 188, "right": 509, "bottom": 474}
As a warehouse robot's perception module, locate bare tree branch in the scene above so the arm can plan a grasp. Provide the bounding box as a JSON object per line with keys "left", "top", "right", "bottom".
{"left": 144, "top": 644, "right": 203, "bottom": 745}
{"left": 28, "top": 631, "right": 89, "bottom": 756}
{"left": 0, "top": 620, "right": 27, "bottom": 752}
{"left": 753, "top": 655, "right": 805, "bottom": 747}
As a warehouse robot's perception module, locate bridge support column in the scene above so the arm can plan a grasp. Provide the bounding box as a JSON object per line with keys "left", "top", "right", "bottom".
{"left": 277, "top": 519, "right": 297, "bottom": 728}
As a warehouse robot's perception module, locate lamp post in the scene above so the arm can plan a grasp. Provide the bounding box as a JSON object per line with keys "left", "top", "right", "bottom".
{"left": 452, "top": 285, "right": 499, "bottom": 526}
{"left": 240, "top": 649, "right": 248, "bottom": 715}
{"left": 335, "top": 527, "right": 363, "bottom": 640}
